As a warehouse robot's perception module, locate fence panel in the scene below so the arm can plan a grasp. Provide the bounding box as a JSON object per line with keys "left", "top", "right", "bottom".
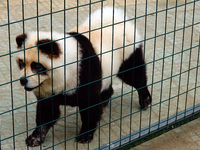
{"left": 0, "top": 0, "right": 200, "bottom": 149}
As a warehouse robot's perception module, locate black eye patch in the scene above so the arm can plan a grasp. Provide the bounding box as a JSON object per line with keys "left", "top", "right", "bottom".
{"left": 18, "top": 59, "right": 25, "bottom": 70}
{"left": 31, "top": 62, "right": 47, "bottom": 74}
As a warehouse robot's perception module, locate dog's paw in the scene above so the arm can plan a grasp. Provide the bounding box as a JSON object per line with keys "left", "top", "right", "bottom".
{"left": 76, "top": 133, "right": 93, "bottom": 143}
{"left": 25, "top": 134, "right": 44, "bottom": 147}
{"left": 140, "top": 95, "right": 152, "bottom": 109}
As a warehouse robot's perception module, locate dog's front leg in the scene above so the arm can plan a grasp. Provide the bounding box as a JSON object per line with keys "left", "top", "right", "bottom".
{"left": 76, "top": 101, "right": 102, "bottom": 143}
{"left": 26, "top": 96, "right": 60, "bottom": 147}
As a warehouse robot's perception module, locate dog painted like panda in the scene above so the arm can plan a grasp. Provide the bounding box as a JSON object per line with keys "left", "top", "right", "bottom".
{"left": 15, "top": 7, "right": 152, "bottom": 147}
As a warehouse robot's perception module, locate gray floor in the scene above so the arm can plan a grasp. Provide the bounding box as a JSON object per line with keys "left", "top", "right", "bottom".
{"left": 134, "top": 118, "right": 200, "bottom": 150}
{"left": 0, "top": 0, "right": 200, "bottom": 149}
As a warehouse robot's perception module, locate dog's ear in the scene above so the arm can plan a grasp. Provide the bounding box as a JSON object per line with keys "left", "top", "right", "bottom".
{"left": 16, "top": 34, "right": 27, "bottom": 48}
{"left": 37, "top": 39, "right": 61, "bottom": 58}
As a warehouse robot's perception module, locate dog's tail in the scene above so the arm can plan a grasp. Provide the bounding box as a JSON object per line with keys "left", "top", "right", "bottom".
{"left": 82, "top": 7, "right": 142, "bottom": 49}
{"left": 82, "top": 7, "right": 128, "bottom": 28}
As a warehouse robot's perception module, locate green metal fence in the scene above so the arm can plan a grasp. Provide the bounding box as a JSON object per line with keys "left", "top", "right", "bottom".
{"left": 0, "top": 0, "right": 200, "bottom": 149}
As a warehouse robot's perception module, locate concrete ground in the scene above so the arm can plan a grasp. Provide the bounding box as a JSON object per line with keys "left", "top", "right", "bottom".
{"left": 0, "top": 0, "right": 199, "bottom": 150}
{"left": 134, "top": 118, "right": 200, "bottom": 150}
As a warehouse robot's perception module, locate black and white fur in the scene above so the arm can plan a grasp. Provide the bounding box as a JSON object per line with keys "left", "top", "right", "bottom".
{"left": 15, "top": 7, "right": 152, "bottom": 147}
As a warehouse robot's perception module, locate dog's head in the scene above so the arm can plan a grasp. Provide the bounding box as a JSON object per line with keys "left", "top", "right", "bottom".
{"left": 15, "top": 31, "right": 63, "bottom": 92}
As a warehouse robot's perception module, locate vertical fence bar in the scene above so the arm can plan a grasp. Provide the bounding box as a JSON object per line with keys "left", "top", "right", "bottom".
{"left": 109, "top": 1, "right": 115, "bottom": 148}
{"left": 149, "top": 0, "right": 159, "bottom": 132}
{"left": 184, "top": 0, "right": 196, "bottom": 117}
{"left": 88, "top": 1, "right": 92, "bottom": 149}
{"left": 119, "top": 0, "right": 127, "bottom": 146}
{"left": 139, "top": 0, "right": 148, "bottom": 137}
{"left": 192, "top": 35, "right": 199, "bottom": 113}
{"left": 158, "top": 0, "right": 168, "bottom": 128}
{"left": 192, "top": 0, "right": 199, "bottom": 113}
{"left": 7, "top": 0, "right": 15, "bottom": 149}
{"left": 63, "top": 0, "right": 67, "bottom": 149}
{"left": 98, "top": 0, "right": 104, "bottom": 148}
{"left": 167, "top": 0, "right": 178, "bottom": 124}
{"left": 0, "top": 134, "right": 1, "bottom": 149}
{"left": 76, "top": 1, "right": 79, "bottom": 150}
{"left": 176, "top": 0, "right": 187, "bottom": 121}
{"left": 21, "top": 0, "right": 29, "bottom": 149}
{"left": 50, "top": 0, "right": 55, "bottom": 149}
{"left": 129, "top": 0, "right": 138, "bottom": 141}
{"left": 36, "top": 0, "right": 42, "bottom": 150}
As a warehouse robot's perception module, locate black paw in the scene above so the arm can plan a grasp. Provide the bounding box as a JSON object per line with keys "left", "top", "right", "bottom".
{"left": 25, "top": 134, "right": 44, "bottom": 147}
{"left": 76, "top": 133, "right": 93, "bottom": 143}
{"left": 140, "top": 95, "right": 152, "bottom": 109}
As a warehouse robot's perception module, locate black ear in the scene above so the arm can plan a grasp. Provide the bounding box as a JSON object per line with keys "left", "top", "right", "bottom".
{"left": 37, "top": 39, "right": 61, "bottom": 58}
{"left": 16, "top": 34, "right": 27, "bottom": 48}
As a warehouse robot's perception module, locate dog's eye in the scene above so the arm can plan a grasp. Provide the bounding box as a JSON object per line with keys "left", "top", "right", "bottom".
{"left": 31, "top": 62, "right": 46, "bottom": 74}
{"left": 18, "top": 59, "right": 25, "bottom": 70}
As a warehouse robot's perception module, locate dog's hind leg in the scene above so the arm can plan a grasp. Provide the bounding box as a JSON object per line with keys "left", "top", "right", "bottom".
{"left": 117, "top": 44, "right": 152, "bottom": 109}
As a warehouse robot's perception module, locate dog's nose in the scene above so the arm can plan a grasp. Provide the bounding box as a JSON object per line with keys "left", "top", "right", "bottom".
{"left": 20, "top": 77, "right": 28, "bottom": 86}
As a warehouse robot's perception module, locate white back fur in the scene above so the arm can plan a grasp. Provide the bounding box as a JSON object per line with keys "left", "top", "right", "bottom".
{"left": 78, "top": 7, "right": 141, "bottom": 91}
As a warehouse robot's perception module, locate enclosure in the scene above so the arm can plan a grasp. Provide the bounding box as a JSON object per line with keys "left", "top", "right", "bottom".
{"left": 0, "top": 0, "right": 200, "bottom": 149}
